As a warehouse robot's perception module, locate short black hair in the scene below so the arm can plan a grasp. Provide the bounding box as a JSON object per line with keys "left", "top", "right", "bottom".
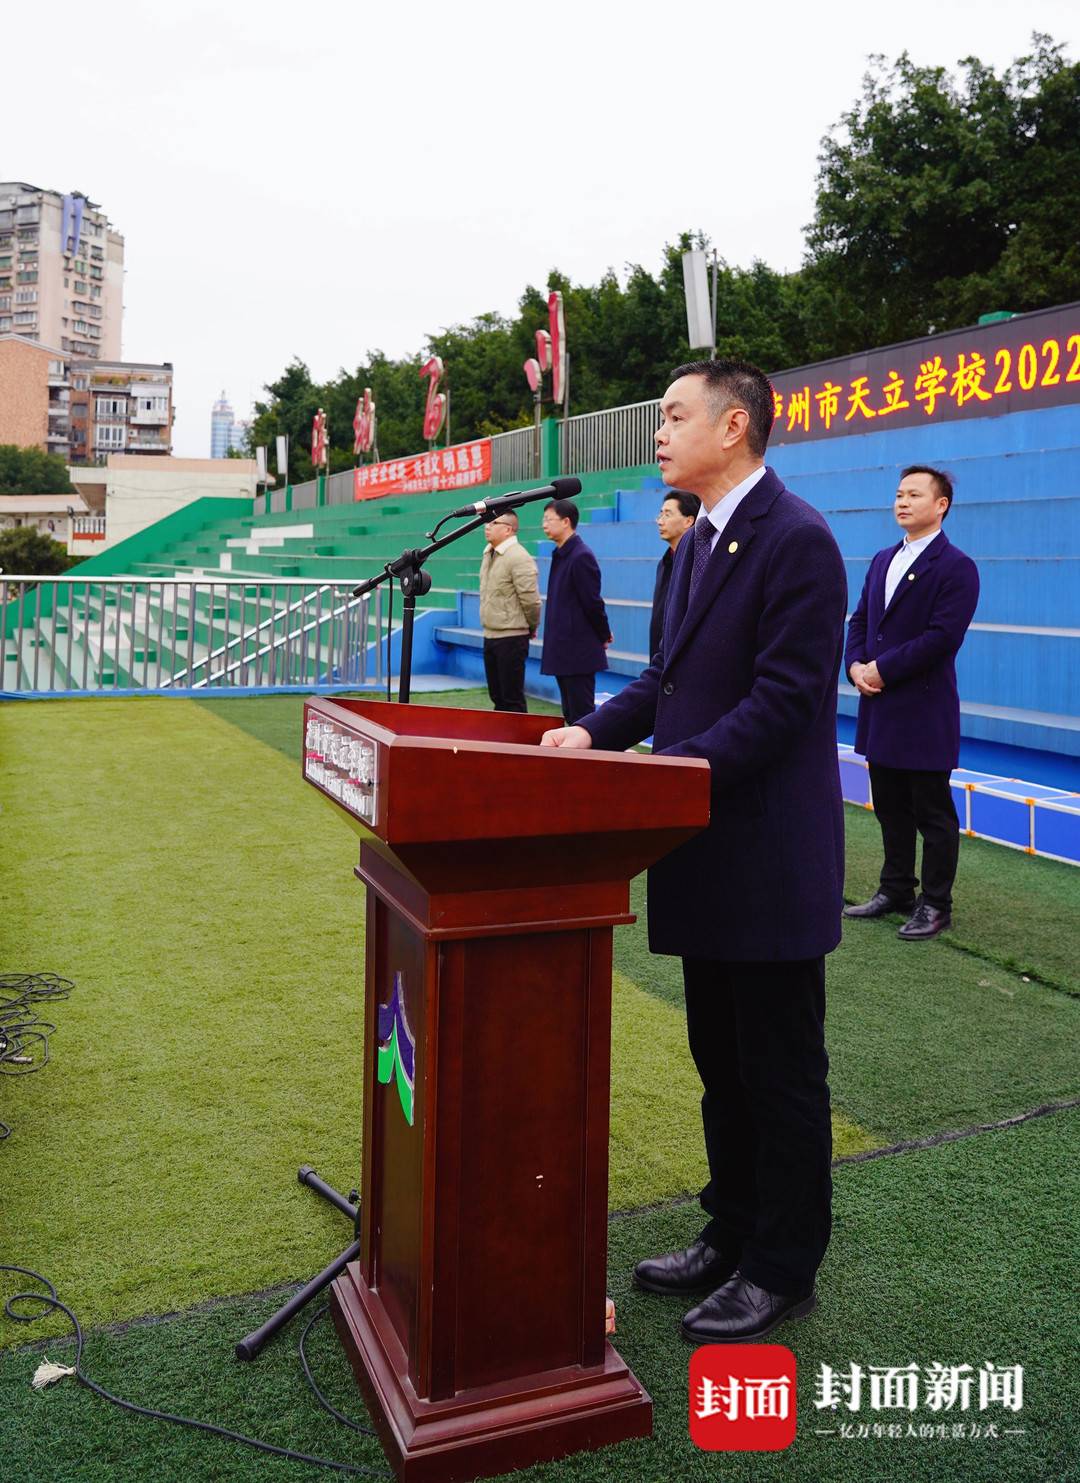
{"left": 669, "top": 357, "right": 775, "bottom": 457}
{"left": 901, "top": 465, "right": 954, "bottom": 516}
{"left": 545, "top": 498, "right": 579, "bottom": 527}
{"left": 663, "top": 490, "right": 701, "bottom": 520}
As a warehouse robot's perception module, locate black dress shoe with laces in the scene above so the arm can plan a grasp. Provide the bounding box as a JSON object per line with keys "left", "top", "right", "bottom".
{"left": 632, "top": 1239, "right": 739, "bottom": 1296}
{"left": 843, "top": 891, "right": 916, "bottom": 919}
{"left": 898, "top": 900, "right": 952, "bottom": 940}
{"left": 680, "top": 1273, "right": 817, "bottom": 1344}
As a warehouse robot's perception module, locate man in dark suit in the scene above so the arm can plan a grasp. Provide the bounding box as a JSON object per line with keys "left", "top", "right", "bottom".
{"left": 542, "top": 359, "right": 847, "bottom": 1344}
{"left": 649, "top": 490, "right": 700, "bottom": 662}
{"left": 539, "top": 498, "right": 613, "bottom": 724}
{"left": 844, "top": 466, "right": 980, "bottom": 940}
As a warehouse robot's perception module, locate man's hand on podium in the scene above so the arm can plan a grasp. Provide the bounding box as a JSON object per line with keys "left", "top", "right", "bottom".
{"left": 539, "top": 726, "right": 593, "bottom": 749}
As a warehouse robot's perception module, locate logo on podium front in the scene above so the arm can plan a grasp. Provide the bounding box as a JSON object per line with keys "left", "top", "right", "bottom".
{"left": 377, "top": 972, "right": 415, "bottom": 1126}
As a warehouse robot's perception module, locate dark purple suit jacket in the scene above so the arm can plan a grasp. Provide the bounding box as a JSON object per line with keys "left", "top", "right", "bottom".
{"left": 845, "top": 531, "right": 979, "bottom": 771}
{"left": 540, "top": 532, "right": 610, "bottom": 677}
{"left": 579, "top": 469, "right": 847, "bottom": 964}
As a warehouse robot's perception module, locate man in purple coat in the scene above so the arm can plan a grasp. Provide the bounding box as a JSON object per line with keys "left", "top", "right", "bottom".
{"left": 539, "top": 499, "right": 613, "bottom": 724}
{"left": 844, "top": 467, "right": 980, "bottom": 940}
{"left": 542, "top": 360, "right": 847, "bottom": 1345}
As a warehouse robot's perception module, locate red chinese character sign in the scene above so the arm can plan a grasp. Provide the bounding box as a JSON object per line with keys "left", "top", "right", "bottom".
{"left": 353, "top": 437, "right": 491, "bottom": 500}
{"left": 548, "top": 291, "right": 567, "bottom": 405}
{"left": 420, "top": 356, "right": 447, "bottom": 443}
{"left": 311, "top": 408, "right": 328, "bottom": 468}
{"left": 353, "top": 388, "right": 376, "bottom": 456}
{"left": 770, "top": 302, "right": 1080, "bottom": 445}
{"left": 522, "top": 292, "right": 570, "bottom": 412}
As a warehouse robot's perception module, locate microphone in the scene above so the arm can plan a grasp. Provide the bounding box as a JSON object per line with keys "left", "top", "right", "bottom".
{"left": 448, "top": 476, "right": 582, "bottom": 520}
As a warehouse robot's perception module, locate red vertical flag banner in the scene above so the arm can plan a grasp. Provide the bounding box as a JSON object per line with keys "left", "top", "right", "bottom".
{"left": 548, "top": 292, "right": 566, "bottom": 405}
{"left": 420, "top": 357, "right": 447, "bottom": 442}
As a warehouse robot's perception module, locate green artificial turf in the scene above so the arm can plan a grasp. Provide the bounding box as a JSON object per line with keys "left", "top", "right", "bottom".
{"left": 2, "top": 692, "right": 1077, "bottom": 1483}
{"left": 615, "top": 873, "right": 1080, "bottom": 1144}
{"left": 843, "top": 804, "right": 1080, "bottom": 995}
{"left": 3, "top": 1107, "right": 1075, "bottom": 1483}
{"left": 1, "top": 696, "right": 872, "bottom": 1348}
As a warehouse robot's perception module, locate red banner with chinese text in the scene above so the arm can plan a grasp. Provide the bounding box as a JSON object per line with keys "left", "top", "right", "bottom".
{"left": 770, "top": 302, "right": 1080, "bottom": 444}
{"left": 353, "top": 438, "right": 492, "bottom": 500}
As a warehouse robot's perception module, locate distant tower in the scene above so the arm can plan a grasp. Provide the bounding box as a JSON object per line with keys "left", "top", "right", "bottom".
{"left": 211, "top": 390, "right": 234, "bottom": 458}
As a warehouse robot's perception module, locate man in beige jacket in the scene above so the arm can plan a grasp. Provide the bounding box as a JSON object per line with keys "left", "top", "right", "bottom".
{"left": 479, "top": 511, "right": 542, "bottom": 712}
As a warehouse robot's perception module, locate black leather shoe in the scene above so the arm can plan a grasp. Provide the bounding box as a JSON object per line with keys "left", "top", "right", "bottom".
{"left": 680, "top": 1273, "right": 817, "bottom": 1344}
{"left": 633, "top": 1239, "right": 739, "bottom": 1296}
{"left": 843, "top": 891, "right": 916, "bottom": 919}
{"left": 898, "top": 900, "right": 952, "bottom": 940}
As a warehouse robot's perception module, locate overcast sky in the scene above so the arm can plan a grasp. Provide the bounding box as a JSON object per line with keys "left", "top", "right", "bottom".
{"left": 8, "top": 1, "right": 1076, "bottom": 457}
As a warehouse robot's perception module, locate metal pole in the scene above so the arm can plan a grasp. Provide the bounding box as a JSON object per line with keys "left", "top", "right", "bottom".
{"left": 112, "top": 583, "right": 121, "bottom": 689}
{"left": 141, "top": 584, "right": 150, "bottom": 689}
{"left": 398, "top": 591, "right": 415, "bottom": 704}
{"left": 32, "top": 581, "right": 43, "bottom": 690}
{"left": 82, "top": 581, "right": 90, "bottom": 690}
{"left": 47, "top": 581, "right": 58, "bottom": 691}
{"left": 710, "top": 248, "right": 719, "bottom": 360}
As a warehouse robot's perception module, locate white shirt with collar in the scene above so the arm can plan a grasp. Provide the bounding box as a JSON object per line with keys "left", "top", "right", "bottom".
{"left": 698, "top": 464, "right": 768, "bottom": 550}
{"left": 884, "top": 529, "right": 940, "bottom": 608}
{"left": 488, "top": 532, "right": 519, "bottom": 556}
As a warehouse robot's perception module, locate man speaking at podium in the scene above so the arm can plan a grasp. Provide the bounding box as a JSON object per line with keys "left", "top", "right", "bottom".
{"left": 542, "top": 360, "right": 847, "bottom": 1344}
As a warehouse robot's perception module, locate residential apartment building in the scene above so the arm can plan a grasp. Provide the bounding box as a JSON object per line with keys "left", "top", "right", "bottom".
{"left": 0, "top": 336, "right": 173, "bottom": 460}
{"left": 71, "top": 359, "right": 174, "bottom": 461}
{"left": 0, "top": 183, "right": 124, "bottom": 361}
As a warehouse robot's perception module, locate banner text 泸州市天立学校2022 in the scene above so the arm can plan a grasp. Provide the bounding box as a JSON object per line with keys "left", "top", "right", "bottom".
{"left": 768, "top": 303, "right": 1080, "bottom": 445}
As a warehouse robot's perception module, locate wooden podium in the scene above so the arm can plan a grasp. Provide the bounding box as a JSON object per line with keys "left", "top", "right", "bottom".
{"left": 302, "top": 698, "right": 709, "bottom": 1482}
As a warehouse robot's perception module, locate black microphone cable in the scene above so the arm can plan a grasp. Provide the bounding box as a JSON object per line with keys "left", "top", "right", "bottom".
{"left": 2, "top": 1266, "right": 389, "bottom": 1478}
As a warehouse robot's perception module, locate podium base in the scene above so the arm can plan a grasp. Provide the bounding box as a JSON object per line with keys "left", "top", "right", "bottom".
{"left": 331, "top": 1264, "right": 653, "bottom": 1483}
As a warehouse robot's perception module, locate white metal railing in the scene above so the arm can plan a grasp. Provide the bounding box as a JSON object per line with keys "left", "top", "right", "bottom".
{"left": 250, "top": 402, "right": 661, "bottom": 518}
{"left": 490, "top": 425, "right": 537, "bottom": 483}
{"left": 559, "top": 399, "right": 661, "bottom": 475}
{"left": 0, "top": 576, "right": 385, "bottom": 694}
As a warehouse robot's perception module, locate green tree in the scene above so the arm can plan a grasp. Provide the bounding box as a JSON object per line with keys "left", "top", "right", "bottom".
{"left": 0, "top": 445, "right": 76, "bottom": 495}
{"left": 0, "top": 526, "right": 81, "bottom": 576}
{"left": 806, "top": 33, "right": 1080, "bottom": 348}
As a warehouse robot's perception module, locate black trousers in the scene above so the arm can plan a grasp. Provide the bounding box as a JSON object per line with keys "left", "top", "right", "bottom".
{"left": 483, "top": 635, "right": 529, "bottom": 713}
{"left": 682, "top": 956, "right": 832, "bottom": 1295}
{"left": 868, "top": 764, "right": 959, "bottom": 911}
{"left": 555, "top": 673, "right": 595, "bottom": 725}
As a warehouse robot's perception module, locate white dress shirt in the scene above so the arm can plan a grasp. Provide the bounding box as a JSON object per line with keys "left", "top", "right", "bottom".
{"left": 884, "top": 529, "right": 940, "bottom": 608}
{"left": 698, "top": 465, "right": 768, "bottom": 550}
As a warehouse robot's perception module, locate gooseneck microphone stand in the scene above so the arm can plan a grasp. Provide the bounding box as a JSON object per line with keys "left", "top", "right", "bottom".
{"left": 235, "top": 476, "right": 580, "bottom": 1362}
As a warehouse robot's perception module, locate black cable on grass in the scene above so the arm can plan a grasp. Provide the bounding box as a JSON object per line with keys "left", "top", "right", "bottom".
{"left": 298, "top": 1305, "right": 378, "bottom": 1438}
{"left": 3, "top": 1266, "right": 388, "bottom": 1478}
{"left": 0, "top": 974, "right": 74, "bottom": 1140}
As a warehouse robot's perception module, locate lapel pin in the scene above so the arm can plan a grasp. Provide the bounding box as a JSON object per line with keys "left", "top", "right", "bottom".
{"left": 907, "top": 572, "right": 916, "bottom": 581}
{"left": 728, "top": 540, "right": 738, "bottom": 554}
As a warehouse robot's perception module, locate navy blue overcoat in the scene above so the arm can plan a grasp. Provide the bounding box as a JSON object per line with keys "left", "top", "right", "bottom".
{"left": 580, "top": 469, "right": 848, "bottom": 964}
{"left": 844, "top": 531, "right": 979, "bottom": 771}
{"left": 540, "top": 532, "right": 610, "bottom": 676}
